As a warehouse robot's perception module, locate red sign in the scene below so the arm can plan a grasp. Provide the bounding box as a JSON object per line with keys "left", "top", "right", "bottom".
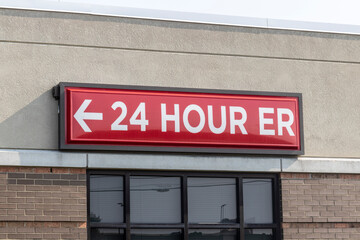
{"left": 56, "top": 83, "right": 303, "bottom": 154}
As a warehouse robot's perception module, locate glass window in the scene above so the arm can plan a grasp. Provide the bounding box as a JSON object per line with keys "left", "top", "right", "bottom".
{"left": 243, "top": 179, "right": 273, "bottom": 224}
{"left": 89, "top": 172, "right": 279, "bottom": 240}
{"left": 130, "top": 176, "right": 181, "bottom": 223}
{"left": 90, "top": 175, "right": 124, "bottom": 223}
{"left": 245, "top": 229, "right": 273, "bottom": 240}
{"left": 188, "top": 178, "right": 237, "bottom": 224}
{"left": 91, "top": 228, "right": 125, "bottom": 240}
{"left": 189, "top": 229, "right": 237, "bottom": 240}
{"left": 131, "top": 229, "right": 182, "bottom": 240}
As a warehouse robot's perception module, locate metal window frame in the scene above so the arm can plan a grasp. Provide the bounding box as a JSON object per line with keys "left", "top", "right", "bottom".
{"left": 87, "top": 170, "right": 281, "bottom": 240}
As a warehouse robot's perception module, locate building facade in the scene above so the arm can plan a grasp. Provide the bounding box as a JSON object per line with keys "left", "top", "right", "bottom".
{"left": 0, "top": 7, "right": 360, "bottom": 240}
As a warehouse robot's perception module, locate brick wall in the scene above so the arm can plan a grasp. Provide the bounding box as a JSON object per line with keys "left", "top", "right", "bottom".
{"left": 0, "top": 167, "right": 87, "bottom": 239}
{"left": 281, "top": 173, "right": 360, "bottom": 240}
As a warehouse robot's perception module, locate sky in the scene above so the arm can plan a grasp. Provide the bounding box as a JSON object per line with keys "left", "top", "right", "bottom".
{"left": 66, "top": 0, "right": 360, "bottom": 25}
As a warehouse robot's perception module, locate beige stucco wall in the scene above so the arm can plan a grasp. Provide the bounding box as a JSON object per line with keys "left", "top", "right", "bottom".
{"left": 0, "top": 8, "right": 359, "bottom": 157}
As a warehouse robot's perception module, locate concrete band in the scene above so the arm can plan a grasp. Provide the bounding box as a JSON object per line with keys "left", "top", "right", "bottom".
{"left": 0, "top": 149, "right": 86, "bottom": 168}
{"left": 1, "top": 149, "right": 359, "bottom": 174}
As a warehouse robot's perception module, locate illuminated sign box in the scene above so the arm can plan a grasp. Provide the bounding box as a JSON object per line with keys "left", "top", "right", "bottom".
{"left": 55, "top": 82, "right": 304, "bottom": 155}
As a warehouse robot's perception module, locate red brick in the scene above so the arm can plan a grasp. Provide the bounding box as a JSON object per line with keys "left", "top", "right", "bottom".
{"left": 70, "top": 227, "right": 87, "bottom": 233}
{"left": 35, "top": 191, "right": 51, "bottom": 197}
{"left": 61, "top": 233, "right": 80, "bottom": 239}
{"left": 26, "top": 185, "right": 43, "bottom": 191}
{"left": 0, "top": 167, "right": 16, "bottom": 172}
{"left": 7, "top": 185, "right": 25, "bottom": 191}
{"left": 44, "top": 222, "right": 61, "bottom": 228}
{"left": 53, "top": 216, "right": 71, "bottom": 221}
{"left": 17, "top": 203, "right": 35, "bottom": 209}
{"left": 25, "top": 209, "right": 43, "bottom": 215}
{"left": 35, "top": 168, "right": 51, "bottom": 173}
{"left": 55, "top": 228, "right": 70, "bottom": 233}
{"left": 34, "top": 216, "right": 52, "bottom": 221}
{"left": 69, "top": 168, "right": 86, "bottom": 174}
{"left": 43, "top": 185, "right": 61, "bottom": 191}
{"left": 17, "top": 192, "right": 36, "bottom": 197}
{"left": 61, "top": 199, "right": 78, "bottom": 204}
{"left": 70, "top": 216, "right": 86, "bottom": 221}
{"left": 60, "top": 222, "right": 79, "bottom": 228}
{"left": 35, "top": 227, "right": 53, "bottom": 233}
{"left": 0, "top": 166, "right": 86, "bottom": 238}
{"left": 26, "top": 197, "right": 44, "bottom": 203}
{"left": 52, "top": 168, "right": 70, "bottom": 174}
{"left": 0, "top": 227, "right": 16, "bottom": 233}
{"left": 8, "top": 197, "right": 26, "bottom": 203}
{"left": 7, "top": 209, "right": 25, "bottom": 215}
{"left": 339, "top": 174, "right": 360, "bottom": 180}
{"left": 44, "top": 198, "right": 61, "bottom": 204}
{"left": 283, "top": 173, "right": 360, "bottom": 239}
{"left": 61, "top": 186, "right": 78, "bottom": 192}
{"left": 17, "top": 228, "right": 35, "bottom": 233}
{"left": 16, "top": 215, "right": 35, "bottom": 221}
{"left": 43, "top": 233, "right": 62, "bottom": 239}
{"left": 7, "top": 222, "right": 24, "bottom": 227}
{"left": 79, "top": 232, "right": 87, "bottom": 239}
{"left": 0, "top": 204, "right": 16, "bottom": 209}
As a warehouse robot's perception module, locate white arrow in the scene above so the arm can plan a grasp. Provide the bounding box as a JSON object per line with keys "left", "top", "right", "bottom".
{"left": 74, "top": 99, "right": 103, "bottom": 132}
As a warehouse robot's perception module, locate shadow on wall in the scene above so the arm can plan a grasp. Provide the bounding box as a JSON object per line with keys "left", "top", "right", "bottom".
{"left": 0, "top": 89, "right": 59, "bottom": 150}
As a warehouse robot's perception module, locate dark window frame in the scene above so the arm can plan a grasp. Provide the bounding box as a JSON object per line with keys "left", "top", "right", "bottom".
{"left": 87, "top": 170, "right": 281, "bottom": 240}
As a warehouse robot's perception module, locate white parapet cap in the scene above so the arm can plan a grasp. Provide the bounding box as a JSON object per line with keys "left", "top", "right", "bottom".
{"left": 1, "top": 0, "right": 360, "bottom": 35}
{"left": 1, "top": 149, "right": 360, "bottom": 174}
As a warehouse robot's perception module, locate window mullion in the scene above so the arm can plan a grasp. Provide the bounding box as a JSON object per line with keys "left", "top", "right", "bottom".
{"left": 87, "top": 172, "right": 91, "bottom": 240}
{"left": 238, "top": 177, "right": 244, "bottom": 240}
{"left": 182, "top": 176, "right": 188, "bottom": 240}
{"left": 273, "top": 175, "right": 282, "bottom": 240}
{"left": 125, "top": 173, "right": 131, "bottom": 240}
